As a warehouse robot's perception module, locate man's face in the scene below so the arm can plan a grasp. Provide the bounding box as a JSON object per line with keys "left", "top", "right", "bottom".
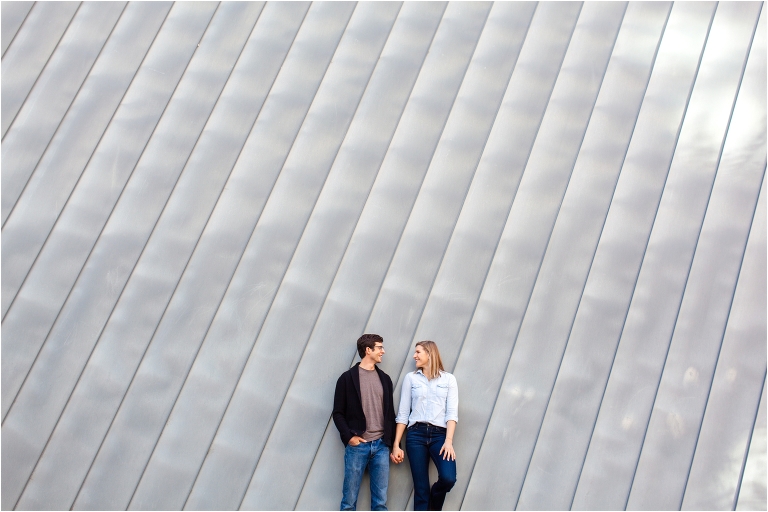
{"left": 367, "top": 342, "right": 385, "bottom": 363}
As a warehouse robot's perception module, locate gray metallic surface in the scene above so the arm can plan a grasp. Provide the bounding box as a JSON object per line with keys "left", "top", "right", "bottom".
{"left": 682, "top": 172, "right": 766, "bottom": 510}
{"left": 2, "top": 2, "right": 765, "bottom": 510}
{"left": 628, "top": 5, "right": 764, "bottom": 508}
{"left": 134, "top": 3, "right": 395, "bottom": 510}
{"left": 284, "top": 3, "right": 536, "bottom": 509}
{"left": 738, "top": 381, "right": 768, "bottom": 510}
{"left": 92, "top": 2, "right": 356, "bottom": 508}
{"left": 223, "top": 3, "right": 457, "bottom": 510}
{"left": 191, "top": 4, "right": 492, "bottom": 509}
{"left": 567, "top": 3, "right": 716, "bottom": 508}
{"left": 461, "top": 3, "right": 635, "bottom": 508}
{"left": 13, "top": 2, "right": 296, "bottom": 510}
{"left": 3, "top": 2, "right": 243, "bottom": 509}
{"left": 0, "top": 1, "right": 125, "bottom": 226}
{"left": 513, "top": 3, "right": 671, "bottom": 509}
{"left": 1, "top": 1, "right": 33, "bottom": 57}
{"left": 576, "top": 3, "right": 760, "bottom": 509}
{"left": 1, "top": 1, "right": 79, "bottom": 137}
{"left": 0, "top": 1, "right": 170, "bottom": 306}
{"left": 1, "top": 1, "right": 213, "bottom": 421}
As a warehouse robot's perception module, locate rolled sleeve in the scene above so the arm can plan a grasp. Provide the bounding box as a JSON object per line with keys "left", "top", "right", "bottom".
{"left": 445, "top": 374, "right": 458, "bottom": 423}
{"left": 396, "top": 373, "right": 412, "bottom": 425}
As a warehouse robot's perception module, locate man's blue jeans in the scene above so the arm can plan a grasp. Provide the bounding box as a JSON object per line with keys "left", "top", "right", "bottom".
{"left": 341, "top": 438, "right": 389, "bottom": 511}
{"left": 405, "top": 423, "right": 456, "bottom": 511}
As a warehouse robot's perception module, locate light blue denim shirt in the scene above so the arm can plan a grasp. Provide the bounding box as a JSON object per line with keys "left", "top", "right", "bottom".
{"left": 396, "top": 370, "right": 458, "bottom": 428}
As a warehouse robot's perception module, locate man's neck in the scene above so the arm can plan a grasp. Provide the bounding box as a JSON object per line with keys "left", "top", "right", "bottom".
{"left": 359, "top": 359, "right": 376, "bottom": 371}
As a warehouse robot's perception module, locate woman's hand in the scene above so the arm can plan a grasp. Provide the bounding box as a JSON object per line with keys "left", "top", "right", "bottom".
{"left": 348, "top": 436, "right": 367, "bottom": 447}
{"left": 390, "top": 446, "right": 405, "bottom": 464}
{"left": 439, "top": 439, "right": 455, "bottom": 461}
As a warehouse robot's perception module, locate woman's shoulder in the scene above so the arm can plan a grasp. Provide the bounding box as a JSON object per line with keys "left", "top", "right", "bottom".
{"left": 439, "top": 371, "right": 457, "bottom": 383}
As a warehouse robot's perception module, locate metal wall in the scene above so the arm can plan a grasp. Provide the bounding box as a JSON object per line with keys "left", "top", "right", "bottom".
{"left": 1, "top": 2, "right": 766, "bottom": 510}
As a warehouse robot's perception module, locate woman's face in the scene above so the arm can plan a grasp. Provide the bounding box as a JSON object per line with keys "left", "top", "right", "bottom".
{"left": 413, "top": 345, "right": 429, "bottom": 370}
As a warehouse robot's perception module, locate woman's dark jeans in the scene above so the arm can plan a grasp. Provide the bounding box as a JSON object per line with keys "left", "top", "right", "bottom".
{"left": 405, "top": 423, "right": 456, "bottom": 511}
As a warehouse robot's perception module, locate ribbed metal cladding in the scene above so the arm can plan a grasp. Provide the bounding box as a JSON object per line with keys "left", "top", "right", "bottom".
{"left": 1, "top": 2, "right": 765, "bottom": 510}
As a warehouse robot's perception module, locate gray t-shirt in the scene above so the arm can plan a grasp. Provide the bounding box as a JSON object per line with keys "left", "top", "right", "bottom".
{"left": 358, "top": 366, "right": 384, "bottom": 442}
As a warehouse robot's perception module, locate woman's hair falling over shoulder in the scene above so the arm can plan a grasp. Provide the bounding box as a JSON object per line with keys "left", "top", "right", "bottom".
{"left": 415, "top": 340, "right": 445, "bottom": 380}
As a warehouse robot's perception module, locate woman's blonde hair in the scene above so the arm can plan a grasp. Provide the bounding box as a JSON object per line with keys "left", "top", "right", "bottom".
{"left": 415, "top": 340, "right": 444, "bottom": 380}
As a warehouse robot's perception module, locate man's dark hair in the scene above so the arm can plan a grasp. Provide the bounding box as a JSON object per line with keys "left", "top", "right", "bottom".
{"left": 357, "top": 333, "right": 383, "bottom": 358}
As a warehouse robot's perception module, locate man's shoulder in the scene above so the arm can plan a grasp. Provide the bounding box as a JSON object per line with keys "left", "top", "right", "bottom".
{"left": 374, "top": 365, "right": 393, "bottom": 384}
{"left": 338, "top": 365, "right": 356, "bottom": 380}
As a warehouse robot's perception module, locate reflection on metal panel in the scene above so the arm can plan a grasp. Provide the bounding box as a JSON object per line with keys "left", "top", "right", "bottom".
{"left": 516, "top": 3, "right": 671, "bottom": 509}
{"left": 738, "top": 381, "right": 768, "bottom": 510}
{"left": 0, "top": 1, "right": 126, "bottom": 225}
{"left": 461, "top": 3, "right": 628, "bottom": 508}
{"left": 2, "top": 2, "right": 765, "bottom": 510}
{"left": 0, "top": 2, "right": 215, "bottom": 424}
{"left": 683, "top": 174, "right": 766, "bottom": 510}
{"left": 570, "top": 3, "right": 716, "bottom": 508}
{"left": 1, "top": 1, "right": 80, "bottom": 137}
{"left": 0, "top": 1, "right": 33, "bottom": 57}
{"left": 628, "top": 5, "right": 764, "bottom": 508}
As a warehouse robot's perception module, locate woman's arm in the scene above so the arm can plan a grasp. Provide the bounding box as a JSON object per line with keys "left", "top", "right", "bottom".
{"left": 391, "top": 373, "right": 412, "bottom": 464}
{"left": 395, "top": 373, "right": 412, "bottom": 425}
{"left": 445, "top": 374, "right": 458, "bottom": 424}
{"left": 439, "top": 420, "right": 457, "bottom": 461}
{"left": 391, "top": 423, "right": 406, "bottom": 464}
{"left": 440, "top": 375, "right": 458, "bottom": 460}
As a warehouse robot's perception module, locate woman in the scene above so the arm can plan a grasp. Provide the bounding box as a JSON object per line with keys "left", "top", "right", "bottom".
{"left": 392, "top": 341, "right": 458, "bottom": 511}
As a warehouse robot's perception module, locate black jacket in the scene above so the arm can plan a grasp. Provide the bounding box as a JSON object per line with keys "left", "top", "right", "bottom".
{"left": 332, "top": 363, "right": 396, "bottom": 449}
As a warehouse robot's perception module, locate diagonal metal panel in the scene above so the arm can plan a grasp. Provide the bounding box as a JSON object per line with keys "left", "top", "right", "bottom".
{"left": 516, "top": 3, "right": 671, "bottom": 509}
{"left": 235, "top": 6, "right": 414, "bottom": 507}
{"left": 2, "top": 3, "right": 255, "bottom": 510}
{"left": 53, "top": 3, "right": 310, "bottom": 510}
{"left": 238, "top": 3, "right": 475, "bottom": 509}
{"left": 575, "top": 2, "right": 759, "bottom": 509}
{"left": 89, "top": 2, "right": 358, "bottom": 508}
{"left": 130, "top": 3, "right": 398, "bottom": 510}
{"left": 1, "top": 7, "right": 221, "bottom": 512}
{"left": 376, "top": 4, "right": 582, "bottom": 508}
{"left": 0, "top": 1, "right": 125, "bottom": 225}
{"left": 1, "top": 2, "right": 765, "bottom": 510}
{"left": 192, "top": 5, "right": 493, "bottom": 509}
{"left": 292, "top": 3, "right": 501, "bottom": 509}
{"left": 568, "top": 3, "right": 717, "bottom": 507}
{"left": 0, "top": 1, "right": 216, "bottom": 420}
{"left": 11, "top": 3, "right": 311, "bottom": 510}
{"left": 0, "top": 0, "right": 171, "bottom": 307}
{"left": 457, "top": 3, "right": 627, "bottom": 508}
{"left": 1, "top": 1, "right": 80, "bottom": 137}
{"left": 269, "top": 2, "right": 537, "bottom": 509}
{"left": 276, "top": 2, "right": 539, "bottom": 508}
{"left": 683, "top": 170, "right": 766, "bottom": 510}
{"left": 1, "top": 1, "right": 33, "bottom": 57}
{"left": 738, "top": 380, "right": 768, "bottom": 510}
{"left": 628, "top": 5, "right": 763, "bottom": 507}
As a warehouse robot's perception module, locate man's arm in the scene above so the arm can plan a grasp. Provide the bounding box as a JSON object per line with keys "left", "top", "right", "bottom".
{"left": 332, "top": 375, "right": 353, "bottom": 446}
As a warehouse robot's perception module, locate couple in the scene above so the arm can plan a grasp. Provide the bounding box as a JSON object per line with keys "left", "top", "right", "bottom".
{"left": 332, "top": 334, "right": 458, "bottom": 511}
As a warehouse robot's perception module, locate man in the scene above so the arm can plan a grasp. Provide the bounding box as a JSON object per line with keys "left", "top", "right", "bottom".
{"left": 332, "top": 334, "right": 397, "bottom": 511}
